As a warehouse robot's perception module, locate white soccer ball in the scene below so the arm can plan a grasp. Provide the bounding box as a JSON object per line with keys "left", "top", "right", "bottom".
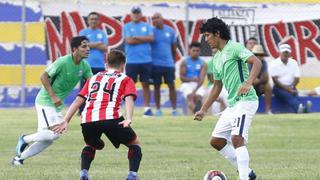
{"left": 203, "top": 170, "right": 227, "bottom": 180}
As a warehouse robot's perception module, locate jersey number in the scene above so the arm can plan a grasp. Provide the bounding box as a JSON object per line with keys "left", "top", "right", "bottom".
{"left": 88, "top": 81, "right": 116, "bottom": 102}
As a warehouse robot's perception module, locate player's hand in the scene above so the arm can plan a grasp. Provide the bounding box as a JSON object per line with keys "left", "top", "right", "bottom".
{"left": 51, "top": 121, "right": 68, "bottom": 134}
{"left": 237, "top": 83, "right": 251, "bottom": 96}
{"left": 52, "top": 95, "right": 62, "bottom": 107}
{"left": 119, "top": 119, "right": 132, "bottom": 127}
{"left": 194, "top": 110, "right": 205, "bottom": 121}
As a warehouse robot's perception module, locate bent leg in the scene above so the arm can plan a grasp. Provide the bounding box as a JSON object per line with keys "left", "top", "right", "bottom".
{"left": 20, "top": 140, "right": 53, "bottom": 160}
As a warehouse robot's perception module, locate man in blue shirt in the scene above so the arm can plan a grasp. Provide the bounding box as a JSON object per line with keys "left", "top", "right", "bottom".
{"left": 180, "top": 42, "right": 207, "bottom": 114}
{"left": 123, "top": 6, "right": 154, "bottom": 116}
{"left": 79, "top": 11, "right": 108, "bottom": 114}
{"left": 151, "top": 13, "right": 179, "bottom": 116}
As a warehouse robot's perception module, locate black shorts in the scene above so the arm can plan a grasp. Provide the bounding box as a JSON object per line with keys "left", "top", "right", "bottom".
{"left": 81, "top": 117, "right": 137, "bottom": 149}
{"left": 152, "top": 66, "right": 175, "bottom": 85}
{"left": 125, "top": 63, "right": 152, "bottom": 83}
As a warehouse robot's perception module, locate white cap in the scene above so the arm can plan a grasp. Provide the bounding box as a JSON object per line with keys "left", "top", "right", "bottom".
{"left": 279, "top": 44, "right": 291, "bottom": 53}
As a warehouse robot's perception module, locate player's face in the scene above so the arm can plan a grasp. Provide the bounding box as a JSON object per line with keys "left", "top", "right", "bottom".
{"left": 76, "top": 40, "right": 90, "bottom": 58}
{"left": 88, "top": 14, "right": 99, "bottom": 28}
{"left": 131, "top": 12, "right": 142, "bottom": 22}
{"left": 204, "top": 32, "right": 219, "bottom": 49}
{"left": 189, "top": 47, "right": 200, "bottom": 59}
{"left": 152, "top": 14, "right": 163, "bottom": 27}
{"left": 280, "top": 51, "right": 290, "bottom": 62}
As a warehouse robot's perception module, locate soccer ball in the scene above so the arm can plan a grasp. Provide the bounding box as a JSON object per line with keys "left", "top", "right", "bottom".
{"left": 203, "top": 170, "right": 227, "bottom": 180}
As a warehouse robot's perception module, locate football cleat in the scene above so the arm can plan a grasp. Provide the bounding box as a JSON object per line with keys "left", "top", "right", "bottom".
{"left": 126, "top": 172, "right": 139, "bottom": 180}
{"left": 143, "top": 109, "right": 153, "bottom": 117}
{"left": 155, "top": 109, "right": 163, "bottom": 116}
{"left": 11, "top": 156, "right": 24, "bottom": 166}
{"left": 15, "top": 135, "right": 28, "bottom": 157}
{"left": 249, "top": 170, "right": 257, "bottom": 180}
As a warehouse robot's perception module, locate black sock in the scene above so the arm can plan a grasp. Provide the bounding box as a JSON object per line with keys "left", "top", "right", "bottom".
{"left": 81, "top": 146, "right": 96, "bottom": 170}
{"left": 128, "top": 145, "right": 142, "bottom": 172}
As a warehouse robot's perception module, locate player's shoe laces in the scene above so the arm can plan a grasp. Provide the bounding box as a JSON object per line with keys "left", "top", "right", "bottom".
{"left": 249, "top": 170, "right": 257, "bottom": 180}
{"left": 155, "top": 109, "right": 163, "bottom": 116}
{"left": 11, "top": 156, "right": 24, "bottom": 166}
{"left": 143, "top": 109, "right": 153, "bottom": 117}
{"left": 80, "top": 169, "right": 89, "bottom": 180}
{"left": 126, "top": 172, "right": 139, "bottom": 180}
{"left": 15, "top": 135, "right": 28, "bottom": 157}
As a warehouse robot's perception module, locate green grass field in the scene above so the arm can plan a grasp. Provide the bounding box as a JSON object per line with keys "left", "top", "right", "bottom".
{"left": 1, "top": 108, "right": 320, "bottom": 180}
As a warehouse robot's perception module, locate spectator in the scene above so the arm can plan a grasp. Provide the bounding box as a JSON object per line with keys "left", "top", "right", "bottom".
{"left": 307, "top": 86, "right": 320, "bottom": 96}
{"left": 270, "top": 44, "right": 312, "bottom": 113}
{"left": 249, "top": 44, "right": 273, "bottom": 114}
{"left": 123, "top": 6, "right": 154, "bottom": 117}
{"left": 79, "top": 11, "right": 108, "bottom": 114}
{"left": 206, "top": 49, "right": 227, "bottom": 115}
{"left": 180, "top": 42, "right": 207, "bottom": 114}
{"left": 245, "top": 37, "right": 258, "bottom": 51}
{"left": 151, "top": 12, "right": 179, "bottom": 116}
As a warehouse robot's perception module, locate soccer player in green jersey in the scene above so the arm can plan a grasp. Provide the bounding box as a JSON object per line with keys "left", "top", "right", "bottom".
{"left": 194, "top": 17, "right": 262, "bottom": 180}
{"left": 12, "top": 36, "right": 93, "bottom": 165}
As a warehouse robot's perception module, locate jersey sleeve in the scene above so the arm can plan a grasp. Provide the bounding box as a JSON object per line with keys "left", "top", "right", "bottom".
{"left": 123, "top": 77, "right": 137, "bottom": 101}
{"left": 212, "top": 57, "right": 221, "bottom": 80}
{"left": 46, "top": 59, "right": 63, "bottom": 78}
{"left": 79, "top": 29, "right": 86, "bottom": 36}
{"left": 78, "top": 79, "right": 90, "bottom": 99}
{"left": 236, "top": 43, "right": 254, "bottom": 63}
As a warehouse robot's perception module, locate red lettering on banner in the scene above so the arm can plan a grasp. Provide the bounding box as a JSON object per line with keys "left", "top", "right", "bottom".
{"left": 294, "top": 21, "right": 320, "bottom": 64}
{"left": 98, "top": 15, "right": 122, "bottom": 48}
{"left": 69, "top": 12, "right": 86, "bottom": 34}
{"left": 263, "top": 22, "right": 287, "bottom": 59}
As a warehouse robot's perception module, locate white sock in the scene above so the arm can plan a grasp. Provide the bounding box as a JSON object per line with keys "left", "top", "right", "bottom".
{"left": 219, "top": 143, "right": 238, "bottom": 169}
{"left": 23, "top": 130, "right": 60, "bottom": 143}
{"left": 144, "top": 107, "right": 151, "bottom": 111}
{"left": 236, "top": 146, "right": 250, "bottom": 180}
{"left": 20, "top": 140, "right": 53, "bottom": 160}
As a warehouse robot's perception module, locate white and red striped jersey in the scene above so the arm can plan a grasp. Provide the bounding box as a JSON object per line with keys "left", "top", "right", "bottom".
{"left": 78, "top": 69, "right": 137, "bottom": 124}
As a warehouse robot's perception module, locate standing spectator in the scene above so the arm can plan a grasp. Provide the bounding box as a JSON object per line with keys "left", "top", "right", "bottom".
{"left": 12, "top": 36, "right": 93, "bottom": 165}
{"left": 123, "top": 6, "right": 154, "bottom": 116}
{"left": 270, "top": 44, "right": 312, "bottom": 113}
{"left": 79, "top": 11, "right": 108, "bottom": 114}
{"left": 245, "top": 37, "right": 257, "bottom": 51}
{"left": 52, "top": 50, "right": 142, "bottom": 180}
{"left": 151, "top": 12, "right": 179, "bottom": 116}
{"left": 180, "top": 42, "right": 207, "bottom": 115}
{"left": 249, "top": 45, "right": 272, "bottom": 114}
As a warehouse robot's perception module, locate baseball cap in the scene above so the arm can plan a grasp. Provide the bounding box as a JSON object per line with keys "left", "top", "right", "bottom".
{"left": 279, "top": 44, "right": 291, "bottom": 53}
{"left": 131, "top": 6, "right": 141, "bottom": 13}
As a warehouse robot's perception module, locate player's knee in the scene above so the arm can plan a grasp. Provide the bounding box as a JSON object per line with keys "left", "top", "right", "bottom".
{"left": 128, "top": 145, "right": 142, "bottom": 161}
{"left": 210, "top": 137, "right": 226, "bottom": 151}
{"left": 95, "top": 139, "right": 105, "bottom": 150}
{"left": 82, "top": 146, "right": 96, "bottom": 160}
{"left": 231, "top": 135, "right": 245, "bottom": 148}
{"left": 36, "top": 130, "right": 60, "bottom": 142}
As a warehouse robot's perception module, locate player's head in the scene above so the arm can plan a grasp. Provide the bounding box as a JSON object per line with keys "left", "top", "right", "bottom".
{"left": 200, "top": 17, "right": 231, "bottom": 49}
{"left": 71, "top": 36, "right": 89, "bottom": 58}
{"left": 189, "top": 42, "right": 201, "bottom": 59}
{"left": 87, "top": 11, "right": 100, "bottom": 29}
{"left": 131, "top": 6, "right": 142, "bottom": 22}
{"left": 107, "top": 50, "right": 126, "bottom": 71}
{"left": 245, "top": 37, "right": 258, "bottom": 50}
{"left": 152, "top": 12, "right": 163, "bottom": 28}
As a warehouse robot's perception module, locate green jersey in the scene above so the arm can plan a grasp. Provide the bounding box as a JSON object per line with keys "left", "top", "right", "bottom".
{"left": 212, "top": 40, "right": 258, "bottom": 107}
{"left": 36, "top": 54, "right": 93, "bottom": 111}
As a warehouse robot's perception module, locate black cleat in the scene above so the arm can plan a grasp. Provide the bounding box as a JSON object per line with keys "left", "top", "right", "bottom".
{"left": 249, "top": 170, "right": 257, "bottom": 180}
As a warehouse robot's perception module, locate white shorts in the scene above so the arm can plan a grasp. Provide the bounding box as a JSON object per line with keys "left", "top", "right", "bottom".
{"left": 180, "top": 82, "right": 206, "bottom": 99}
{"left": 211, "top": 100, "right": 258, "bottom": 143}
{"left": 36, "top": 103, "right": 63, "bottom": 131}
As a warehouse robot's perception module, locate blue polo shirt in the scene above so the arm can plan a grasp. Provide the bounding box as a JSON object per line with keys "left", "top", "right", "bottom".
{"left": 79, "top": 28, "right": 108, "bottom": 68}
{"left": 151, "top": 25, "right": 176, "bottom": 67}
{"left": 122, "top": 22, "right": 153, "bottom": 64}
{"left": 185, "top": 56, "right": 204, "bottom": 79}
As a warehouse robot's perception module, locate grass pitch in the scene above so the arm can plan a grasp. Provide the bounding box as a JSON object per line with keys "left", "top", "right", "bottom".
{"left": 1, "top": 108, "right": 320, "bottom": 180}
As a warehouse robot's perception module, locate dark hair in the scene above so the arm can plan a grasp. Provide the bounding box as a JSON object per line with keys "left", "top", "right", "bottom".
{"left": 88, "top": 11, "right": 99, "bottom": 18}
{"left": 245, "top": 37, "right": 258, "bottom": 45}
{"left": 108, "top": 50, "right": 126, "bottom": 67}
{"left": 200, "top": 17, "right": 231, "bottom": 40}
{"left": 71, "top": 36, "right": 88, "bottom": 49}
{"left": 189, "top": 41, "right": 201, "bottom": 49}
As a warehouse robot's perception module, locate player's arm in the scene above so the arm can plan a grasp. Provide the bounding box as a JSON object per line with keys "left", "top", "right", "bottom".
{"left": 291, "top": 77, "right": 299, "bottom": 88}
{"left": 272, "top": 76, "right": 293, "bottom": 93}
{"left": 40, "top": 72, "right": 61, "bottom": 107}
{"left": 119, "top": 96, "right": 135, "bottom": 127}
{"left": 171, "top": 43, "right": 177, "bottom": 60}
{"left": 194, "top": 80, "right": 222, "bottom": 121}
{"left": 238, "top": 55, "right": 262, "bottom": 95}
{"left": 88, "top": 42, "right": 108, "bottom": 51}
{"left": 193, "top": 62, "right": 207, "bottom": 93}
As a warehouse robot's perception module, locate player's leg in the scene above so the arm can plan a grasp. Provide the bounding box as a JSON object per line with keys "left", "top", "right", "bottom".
{"left": 139, "top": 63, "right": 153, "bottom": 116}
{"left": 80, "top": 122, "right": 105, "bottom": 180}
{"left": 231, "top": 101, "right": 258, "bottom": 180}
{"left": 106, "top": 118, "right": 142, "bottom": 180}
{"left": 152, "top": 66, "right": 163, "bottom": 116}
{"left": 164, "top": 67, "right": 179, "bottom": 115}
{"left": 273, "top": 86, "right": 301, "bottom": 113}
{"left": 13, "top": 104, "right": 61, "bottom": 165}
